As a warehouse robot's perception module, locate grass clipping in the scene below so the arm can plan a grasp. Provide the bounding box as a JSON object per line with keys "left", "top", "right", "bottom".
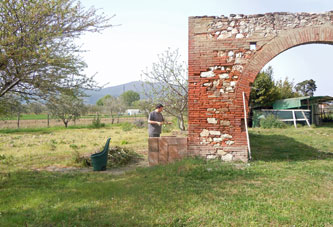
{"left": 77, "top": 146, "right": 142, "bottom": 168}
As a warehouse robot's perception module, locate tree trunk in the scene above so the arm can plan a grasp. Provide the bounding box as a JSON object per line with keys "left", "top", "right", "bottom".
{"left": 177, "top": 115, "right": 186, "bottom": 131}
{"left": 110, "top": 111, "right": 114, "bottom": 124}
{"left": 47, "top": 114, "right": 50, "bottom": 127}
{"left": 17, "top": 111, "right": 20, "bottom": 129}
{"left": 64, "top": 120, "right": 68, "bottom": 128}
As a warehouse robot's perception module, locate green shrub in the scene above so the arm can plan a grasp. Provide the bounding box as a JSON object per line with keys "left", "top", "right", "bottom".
{"left": 121, "top": 122, "right": 133, "bottom": 131}
{"left": 0, "top": 154, "right": 6, "bottom": 160}
{"left": 91, "top": 115, "right": 106, "bottom": 128}
{"left": 0, "top": 154, "right": 14, "bottom": 164}
{"left": 73, "top": 150, "right": 90, "bottom": 167}
{"left": 69, "top": 144, "right": 79, "bottom": 150}
{"left": 121, "top": 140, "right": 129, "bottom": 145}
{"left": 259, "top": 114, "right": 287, "bottom": 129}
{"left": 133, "top": 119, "right": 146, "bottom": 128}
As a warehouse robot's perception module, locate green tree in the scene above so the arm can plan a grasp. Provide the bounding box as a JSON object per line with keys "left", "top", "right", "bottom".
{"left": 275, "top": 77, "right": 300, "bottom": 100}
{"left": 295, "top": 79, "right": 317, "bottom": 96}
{"left": 0, "top": 94, "right": 26, "bottom": 128}
{"left": 133, "top": 99, "right": 154, "bottom": 119}
{"left": 120, "top": 90, "right": 140, "bottom": 107}
{"left": 141, "top": 48, "right": 188, "bottom": 131}
{"left": 97, "top": 94, "right": 125, "bottom": 124}
{"left": 46, "top": 93, "right": 86, "bottom": 128}
{"left": 96, "top": 95, "right": 112, "bottom": 107}
{"left": 0, "top": 95, "right": 19, "bottom": 116}
{"left": 27, "top": 102, "right": 45, "bottom": 115}
{"left": 250, "top": 66, "right": 279, "bottom": 108}
{"left": 0, "top": 0, "right": 113, "bottom": 100}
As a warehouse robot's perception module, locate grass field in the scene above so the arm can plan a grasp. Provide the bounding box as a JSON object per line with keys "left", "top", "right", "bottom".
{"left": 0, "top": 123, "right": 332, "bottom": 226}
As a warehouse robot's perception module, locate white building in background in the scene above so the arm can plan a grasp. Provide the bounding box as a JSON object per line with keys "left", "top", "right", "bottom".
{"left": 126, "top": 109, "right": 140, "bottom": 116}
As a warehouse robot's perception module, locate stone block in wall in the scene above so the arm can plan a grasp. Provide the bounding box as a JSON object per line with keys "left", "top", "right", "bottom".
{"left": 168, "top": 145, "right": 181, "bottom": 162}
{"left": 148, "top": 136, "right": 188, "bottom": 166}
{"left": 148, "top": 151, "right": 159, "bottom": 166}
{"left": 148, "top": 138, "right": 159, "bottom": 152}
{"left": 158, "top": 137, "right": 169, "bottom": 164}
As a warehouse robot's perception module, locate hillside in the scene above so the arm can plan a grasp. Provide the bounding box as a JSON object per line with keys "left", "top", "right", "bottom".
{"left": 84, "top": 81, "right": 147, "bottom": 104}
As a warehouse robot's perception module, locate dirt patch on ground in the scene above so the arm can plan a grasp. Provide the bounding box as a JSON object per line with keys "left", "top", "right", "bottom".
{"left": 34, "top": 159, "right": 149, "bottom": 175}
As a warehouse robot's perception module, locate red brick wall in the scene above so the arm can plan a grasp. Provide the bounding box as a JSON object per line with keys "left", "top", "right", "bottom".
{"left": 188, "top": 12, "right": 333, "bottom": 162}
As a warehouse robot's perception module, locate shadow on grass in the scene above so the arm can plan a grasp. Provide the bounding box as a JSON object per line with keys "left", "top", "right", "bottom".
{"left": 0, "top": 159, "right": 256, "bottom": 226}
{"left": 250, "top": 133, "right": 333, "bottom": 162}
{"left": 317, "top": 122, "right": 333, "bottom": 128}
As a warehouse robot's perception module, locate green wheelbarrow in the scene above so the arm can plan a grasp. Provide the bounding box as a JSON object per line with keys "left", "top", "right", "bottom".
{"left": 91, "top": 138, "right": 111, "bottom": 171}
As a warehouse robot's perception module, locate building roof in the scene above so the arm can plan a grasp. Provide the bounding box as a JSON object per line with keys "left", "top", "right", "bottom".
{"left": 273, "top": 96, "right": 333, "bottom": 109}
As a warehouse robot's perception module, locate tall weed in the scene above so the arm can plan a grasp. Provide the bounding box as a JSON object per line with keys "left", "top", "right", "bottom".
{"left": 260, "top": 114, "right": 287, "bottom": 129}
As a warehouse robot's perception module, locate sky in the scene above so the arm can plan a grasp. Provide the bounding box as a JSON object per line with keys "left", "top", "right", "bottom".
{"left": 79, "top": 0, "right": 333, "bottom": 96}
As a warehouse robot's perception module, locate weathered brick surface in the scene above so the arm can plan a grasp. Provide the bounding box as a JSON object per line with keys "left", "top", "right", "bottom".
{"left": 188, "top": 12, "right": 333, "bottom": 162}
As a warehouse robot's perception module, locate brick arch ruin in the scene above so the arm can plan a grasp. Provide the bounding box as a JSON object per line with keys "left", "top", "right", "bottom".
{"left": 188, "top": 11, "right": 333, "bottom": 162}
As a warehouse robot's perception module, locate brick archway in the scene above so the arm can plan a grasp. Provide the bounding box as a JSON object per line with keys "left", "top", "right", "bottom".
{"left": 188, "top": 12, "right": 333, "bottom": 162}
{"left": 240, "top": 26, "right": 333, "bottom": 91}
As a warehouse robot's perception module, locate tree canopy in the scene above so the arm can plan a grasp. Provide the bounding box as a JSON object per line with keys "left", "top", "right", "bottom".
{"left": 96, "top": 94, "right": 125, "bottom": 124}
{"left": 0, "top": 0, "right": 113, "bottom": 100}
{"left": 295, "top": 79, "right": 317, "bottom": 97}
{"left": 120, "top": 90, "right": 140, "bottom": 107}
{"left": 250, "top": 66, "right": 279, "bottom": 108}
{"left": 141, "top": 48, "right": 188, "bottom": 130}
{"left": 46, "top": 92, "right": 86, "bottom": 128}
{"left": 250, "top": 66, "right": 301, "bottom": 108}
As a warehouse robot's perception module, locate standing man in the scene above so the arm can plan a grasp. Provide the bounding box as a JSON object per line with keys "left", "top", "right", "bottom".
{"left": 148, "top": 104, "right": 165, "bottom": 137}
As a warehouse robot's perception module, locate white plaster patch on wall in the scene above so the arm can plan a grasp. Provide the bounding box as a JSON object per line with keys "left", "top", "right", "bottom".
{"left": 232, "top": 65, "right": 243, "bottom": 73}
{"left": 236, "top": 33, "right": 244, "bottom": 38}
{"left": 200, "top": 71, "right": 215, "bottom": 78}
{"left": 200, "top": 129, "right": 210, "bottom": 137}
{"left": 217, "top": 149, "right": 226, "bottom": 156}
{"left": 225, "top": 140, "right": 235, "bottom": 145}
{"left": 228, "top": 51, "right": 234, "bottom": 57}
{"left": 219, "top": 73, "right": 229, "bottom": 79}
{"left": 222, "top": 153, "right": 233, "bottom": 162}
{"left": 222, "top": 134, "right": 233, "bottom": 139}
{"left": 207, "top": 154, "right": 218, "bottom": 160}
{"left": 207, "top": 118, "right": 218, "bottom": 124}
{"left": 207, "top": 108, "right": 216, "bottom": 112}
{"left": 209, "top": 130, "right": 221, "bottom": 135}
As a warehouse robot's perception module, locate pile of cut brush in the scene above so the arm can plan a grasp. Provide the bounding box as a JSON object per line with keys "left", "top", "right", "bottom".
{"left": 77, "top": 146, "right": 142, "bottom": 168}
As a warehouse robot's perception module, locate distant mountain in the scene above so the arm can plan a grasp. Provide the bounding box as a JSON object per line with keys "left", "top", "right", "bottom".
{"left": 83, "top": 81, "right": 148, "bottom": 104}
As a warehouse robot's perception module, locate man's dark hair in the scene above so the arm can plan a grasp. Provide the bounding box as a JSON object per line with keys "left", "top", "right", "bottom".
{"left": 156, "top": 104, "right": 164, "bottom": 109}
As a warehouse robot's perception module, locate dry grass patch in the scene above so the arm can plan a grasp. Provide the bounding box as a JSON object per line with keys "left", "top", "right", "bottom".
{"left": 0, "top": 125, "right": 150, "bottom": 172}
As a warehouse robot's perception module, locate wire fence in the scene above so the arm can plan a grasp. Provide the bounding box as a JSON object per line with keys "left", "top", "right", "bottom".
{"left": 0, "top": 116, "right": 147, "bottom": 129}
